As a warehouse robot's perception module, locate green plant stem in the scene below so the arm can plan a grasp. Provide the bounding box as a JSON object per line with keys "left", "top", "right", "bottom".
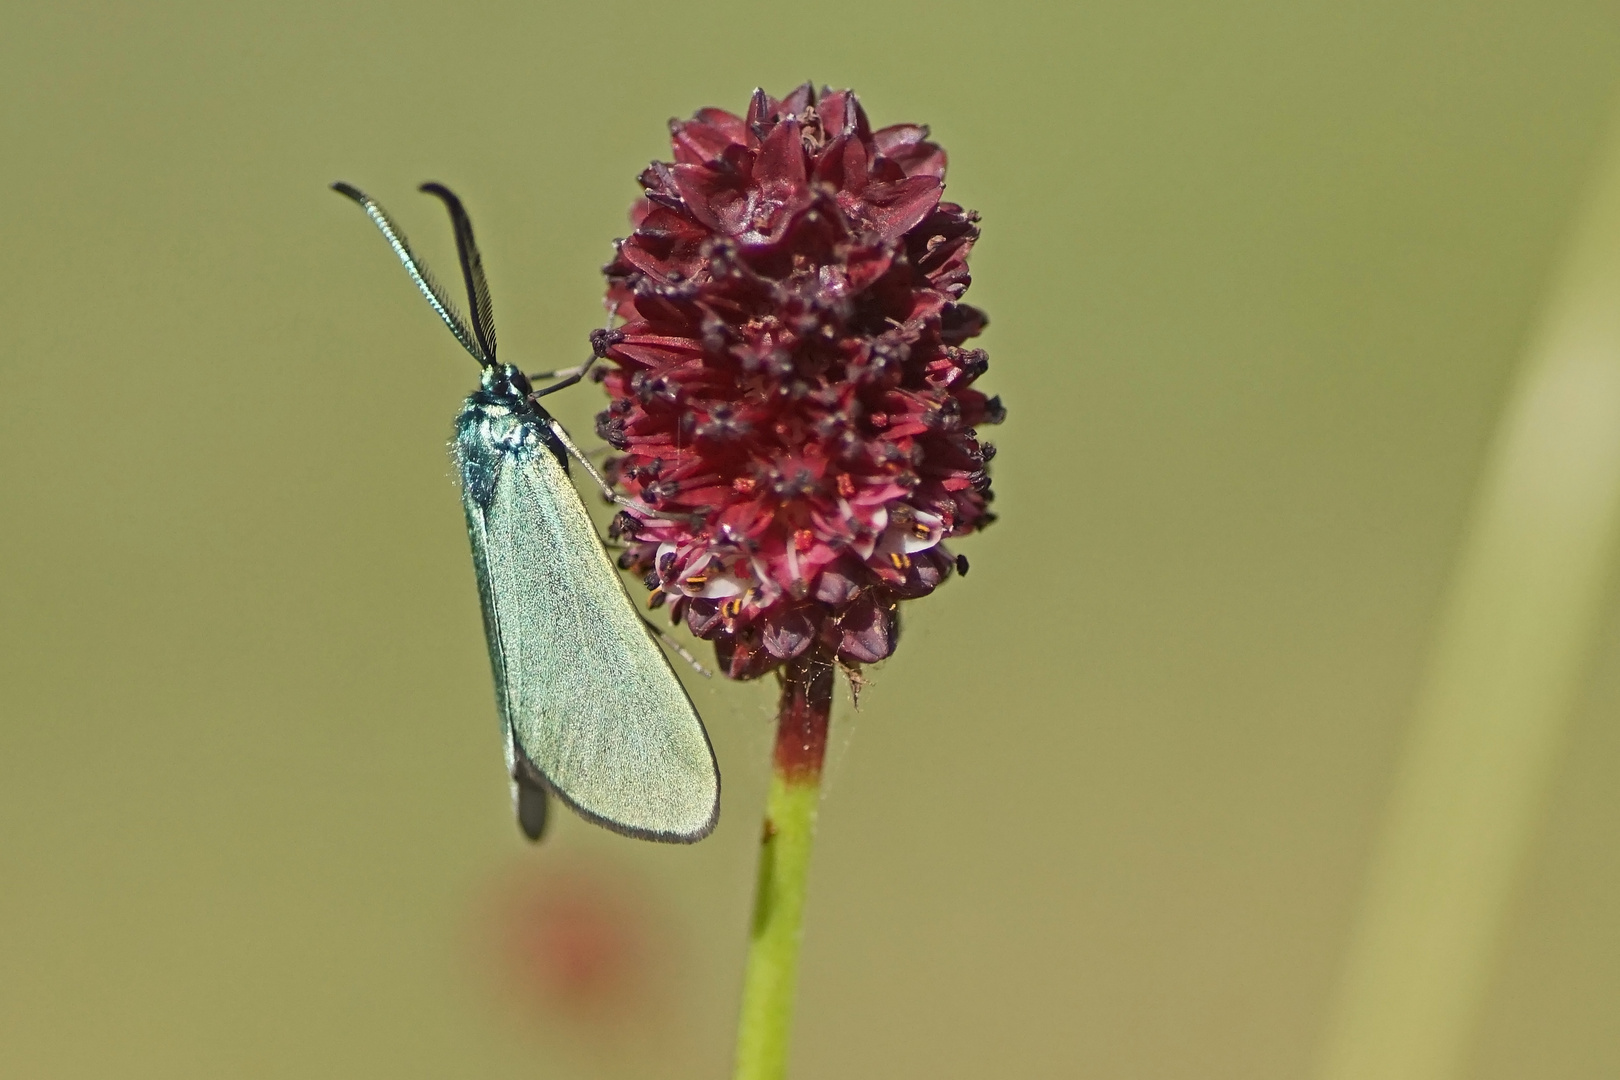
{"left": 732, "top": 656, "right": 835, "bottom": 1080}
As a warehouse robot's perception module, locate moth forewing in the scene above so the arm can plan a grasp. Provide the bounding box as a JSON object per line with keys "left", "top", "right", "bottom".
{"left": 466, "top": 484, "right": 553, "bottom": 842}
{"left": 457, "top": 380, "right": 719, "bottom": 843}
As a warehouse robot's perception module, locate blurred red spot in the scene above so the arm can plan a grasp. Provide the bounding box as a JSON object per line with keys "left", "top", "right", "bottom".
{"left": 486, "top": 860, "right": 660, "bottom": 1025}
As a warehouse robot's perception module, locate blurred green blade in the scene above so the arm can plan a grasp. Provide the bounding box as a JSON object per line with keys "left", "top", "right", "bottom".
{"left": 1315, "top": 103, "right": 1620, "bottom": 1080}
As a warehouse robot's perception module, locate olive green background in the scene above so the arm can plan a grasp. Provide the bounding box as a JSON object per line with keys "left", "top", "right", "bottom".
{"left": 4, "top": 1, "right": 1620, "bottom": 1076}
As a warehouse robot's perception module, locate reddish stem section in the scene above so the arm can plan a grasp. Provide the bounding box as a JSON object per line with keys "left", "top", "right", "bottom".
{"left": 773, "top": 655, "right": 834, "bottom": 782}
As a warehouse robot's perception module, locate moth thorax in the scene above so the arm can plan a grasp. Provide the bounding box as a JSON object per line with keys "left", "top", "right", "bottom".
{"left": 483, "top": 408, "right": 540, "bottom": 454}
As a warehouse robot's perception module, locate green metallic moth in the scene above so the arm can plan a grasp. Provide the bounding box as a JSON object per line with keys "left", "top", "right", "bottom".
{"left": 332, "top": 181, "right": 719, "bottom": 843}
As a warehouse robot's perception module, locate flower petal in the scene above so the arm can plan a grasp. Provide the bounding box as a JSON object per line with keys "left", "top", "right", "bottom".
{"left": 837, "top": 594, "right": 898, "bottom": 664}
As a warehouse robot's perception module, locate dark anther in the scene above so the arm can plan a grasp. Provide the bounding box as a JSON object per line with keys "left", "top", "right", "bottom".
{"left": 700, "top": 318, "right": 733, "bottom": 354}
{"left": 631, "top": 372, "right": 679, "bottom": 406}
{"left": 704, "top": 237, "right": 739, "bottom": 269}
{"left": 649, "top": 375, "right": 677, "bottom": 404}
{"left": 981, "top": 395, "right": 1007, "bottom": 425}
{"left": 650, "top": 279, "right": 699, "bottom": 302}
{"left": 594, "top": 412, "right": 630, "bottom": 450}
{"left": 871, "top": 339, "right": 910, "bottom": 367}
{"left": 771, "top": 467, "right": 819, "bottom": 499}
{"left": 642, "top": 571, "right": 661, "bottom": 590}
{"left": 643, "top": 479, "right": 681, "bottom": 506}
{"left": 968, "top": 470, "right": 992, "bottom": 492}
{"left": 609, "top": 510, "right": 640, "bottom": 540}
{"left": 589, "top": 327, "right": 626, "bottom": 357}
{"left": 953, "top": 348, "right": 990, "bottom": 380}
{"left": 696, "top": 404, "right": 753, "bottom": 441}
{"left": 928, "top": 397, "right": 963, "bottom": 431}
{"left": 616, "top": 551, "right": 636, "bottom": 570}
{"left": 979, "top": 442, "right": 997, "bottom": 463}
{"left": 812, "top": 413, "right": 848, "bottom": 440}
{"left": 940, "top": 303, "right": 989, "bottom": 342}
{"left": 955, "top": 554, "right": 970, "bottom": 577}
{"left": 658, "top": 550, "right": 677, "bottom": 574}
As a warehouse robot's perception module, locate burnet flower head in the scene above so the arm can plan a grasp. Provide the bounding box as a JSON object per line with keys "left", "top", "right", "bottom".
{"left": 595, "top": 84, "right": 1002, "bottom": 679}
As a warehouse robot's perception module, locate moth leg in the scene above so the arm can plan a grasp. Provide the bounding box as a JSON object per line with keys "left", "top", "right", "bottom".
{"left": 544, "top": 418, "right": 701, "bottom": 522}
{"left": 638, "top": 614, "right": 713, "bottom": 678}
{"left": 529, "top": 352, "right": 599, "bottom": 397}
{"left": 542, "top": 443, "right": 710, "bottom": 678}
{"left": 543, "top": 417, "right": 631, "bottom": 504}
{"left": 531, "top": 320, "right": 621, "bottom": 393}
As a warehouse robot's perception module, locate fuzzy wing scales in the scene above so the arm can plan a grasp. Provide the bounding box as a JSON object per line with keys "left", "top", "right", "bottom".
{"left": 468, "top": 445, "right": 719, "bottom": 842}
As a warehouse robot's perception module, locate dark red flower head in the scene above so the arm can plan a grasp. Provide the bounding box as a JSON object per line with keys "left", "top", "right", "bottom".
{"left": 595, "top": 84, "right": 1003, "bottom": 680}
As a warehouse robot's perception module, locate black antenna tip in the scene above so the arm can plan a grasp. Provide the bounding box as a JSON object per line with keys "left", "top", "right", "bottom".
{"left": 419, "top": 181, "right": 458, "bottom": 202}
{"left": 330, "top": 181, "right": 366, "bottom": 203}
